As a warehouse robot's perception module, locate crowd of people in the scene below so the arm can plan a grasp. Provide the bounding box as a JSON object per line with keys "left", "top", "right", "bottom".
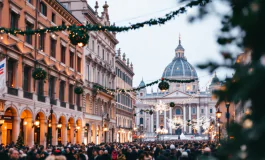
{"left": 0, "top": 141, "right": 218, "bottom": 160}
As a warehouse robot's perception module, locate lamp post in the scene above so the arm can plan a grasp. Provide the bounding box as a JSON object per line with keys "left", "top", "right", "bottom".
{"left": 49, "top": 105, "right": 53, "bottom": 146}
{"left": 216, "top": 108, "right": 222, "bottom": 142}
{"left": 225, "top": 102, "right": 230, "bottom": 137}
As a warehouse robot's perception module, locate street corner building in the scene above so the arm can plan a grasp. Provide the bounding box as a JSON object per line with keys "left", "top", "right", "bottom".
{"left": 135, "top": 38, "right": 222, "bottom": 141}
{"left": 0, "top": 0, "right": 85, "bottom": 147}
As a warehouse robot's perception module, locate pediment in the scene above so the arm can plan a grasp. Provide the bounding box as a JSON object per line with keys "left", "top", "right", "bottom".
{"left": 162, "top": 90, "right": 192, "bottom": 98}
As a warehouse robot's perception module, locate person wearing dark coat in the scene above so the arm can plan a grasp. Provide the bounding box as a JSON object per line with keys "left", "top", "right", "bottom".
{"left": 64, "top": 148, "right": 75, "bottom": 160}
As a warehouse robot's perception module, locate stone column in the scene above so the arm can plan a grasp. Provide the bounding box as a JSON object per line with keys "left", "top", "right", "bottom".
{"left": 70, "top": 124, "right": 76, "bottom": 144}
{"left": 205, "top": 105, "right": 208, "bottom": 119}
{"left": 12, "top": 116, "right": 20, "bottom": 142}
{"left": 61, "top": 124, "right": 67, "bottom": 145}
{"left": 144, "top": 112, "right": 146, "bottom": 130}
{"left": 197, "top": 105, "right": 200, "bottom": 134}
{"left": 87, "top": 127, "right": 91, "bottom": 143}
{"left": 169, "top": 108, "right": 172, "bottom": 134}
{"left": 189, "top": 105, "right": 191, "bottom": 133}
{"left": 156, "top": 111, "right": 159, "bottom": 129}
{"left": 183, "top": 106, "right": 186, "bottom": 133}
{"left": 164, "top": 110, "right": 166, "bottom": 129}
{"left": 25, "top": 117, "right": 34, "bottom": 147}
{"left": 150, "top": 114, "right": 154, "bottom": 133}
{"left": 39, "top": 119, "right": 47, "bottom": 148}
{"left": 52, "top": 122, "right": 58, "bottom": 146}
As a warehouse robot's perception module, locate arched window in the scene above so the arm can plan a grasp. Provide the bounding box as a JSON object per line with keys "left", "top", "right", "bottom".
{"left": 176, "top": 109, "right": 181, "bottom": 115}
{"left": 140, "top": 118, "right": 143, "bottom": 124}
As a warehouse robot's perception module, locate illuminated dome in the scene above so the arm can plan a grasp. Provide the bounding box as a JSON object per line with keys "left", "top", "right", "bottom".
{"left": 162, "top": 38, "right": 198, "bottom": 79}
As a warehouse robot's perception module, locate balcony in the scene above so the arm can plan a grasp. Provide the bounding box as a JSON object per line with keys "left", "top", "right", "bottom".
{"left": 23, "top": 91, "right": 33, "bottom": 99}
{"left": 69, "top": 104, "right": 75, "bottom": 110}
{"left": 8, "top": 87, "right": 18, "bottom": 96}
{"left": 60, "top": 101, "right": 66, "bottom": 108}
{"left": 77, "top": 106, "right": 82, "bottom": 111}
{"left": 50, "top": 99, "right": 57, "bottom": 105}
{"left": 38, "top": 95, "right": 46, "bottom": 102}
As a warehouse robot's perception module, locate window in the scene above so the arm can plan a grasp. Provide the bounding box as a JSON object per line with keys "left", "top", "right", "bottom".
{"left": 107, "top": 53, "right": 109, "bottom": 63}
{"left": 40, "top": 2, "right": 47, "bottom": 16}
{"left": 201, "top": 109, "right": 204, "bottom": 114}
{"left": 76, "top": 94, "right": 80, "bottom": 106}
{"left": 193, "top": 85, "right": 195, "bottom": 91}
{"left": 48, "top": 76, "right": 55, "bottom": 99}
{"left": 23, "top": 66, "right": 31, "bottom": 92}
{"left": 77, "top": 57, "right": 81, "bottom": 72}
{"left": 62, "top": 20, "right": 65, "bottom": 26}
{"left": 210, "top": 108, "right": 213, "bottom": 113}
{"left": 8, "top": 59, "right": 16, "bottom": 87}
{"left": 61, "top": 3, "right": 69, "bottom": 9}
{"left": 98, "top": 46, "right": 100, "bottom": 55}
{"left": 51, "top": 13, "right": 56, "bottom": 23}
{"left": 61, "top": 45, "right": 66, "bottom": 63}
{"left": 176, "top": 109, "right": 181, "bottom": 115}
{"left": 10, "top": 12, "right": 19, "bottom": 29}
{"left": 140, "top": 93, "right": 143, "bottom": 96}
{"left": 87, "top": 65, "right": 89, "bottom": 80}
{"left": 140, "top": 118, "right": 143, "bottom": 124}
{"left": 59, "top": 81, "right": 65, "bottom": 101}
{"left": 192, "top": 107, "right": 196, "bottom": 114}
{"left": 50, "top": 38, "right": 56, "bottom": 57}
{"left": 140, "top": 110, "right": 143, "bottom": 114}
{"left": 69, "top": 84, "right": 74, "bottom": 104}
{"left": 92, "top": 40, "right": 94, "bottom": 51}
{"left": 38, "top": 80, "right": 44, "bottom": 95}
{"left": 26, "top": 22, "right": 33, "bottom": 44}
{"left": 39, "top": 33, "right": 45, "bottom": 51}
{"left": 102, "top": 49, "right": 105, "bottom": 60}
{"left": 27, "top": 0, "right": 32, "bottom": 3}
{"left": 70, "top": 51, "right": 74, "bottom": 68}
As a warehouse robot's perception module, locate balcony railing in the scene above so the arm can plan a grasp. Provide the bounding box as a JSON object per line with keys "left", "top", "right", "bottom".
{"left": 23, "top": 91, "right": 33, "bottom": 99}
{"left": 8, "top": 87, "right": 18, "bottom": 96}
{"left": 50, "top": 99, "right": 57, "bottom": 105}
{"left": 77, "top": 106, "right": 82, "bottom": 111}
{"left": 69, "top": 104, "right": 75, "bottom": 110}
{"left": 60, "top": 101, "right": 66, "bottom": 108}
{"left": 38, "top": 95, "right": 46, "bottom": 102}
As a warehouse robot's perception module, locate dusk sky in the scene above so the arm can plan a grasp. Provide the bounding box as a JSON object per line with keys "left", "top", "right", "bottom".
{"left": 88, "top": 0, "right": 234, "bottom": 91}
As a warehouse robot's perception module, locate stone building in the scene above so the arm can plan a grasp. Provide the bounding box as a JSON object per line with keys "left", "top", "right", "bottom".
{"left": 115, "top": 49, "right": 134, "bottom": 143}
{"left": 0, "top": 0, "right": 84, "bottom": 147}
{"left": 135, "top": 38, "right": 219, "bottom": 139}
{"left": 58, "top": 0, "right": 118, "bottom": 144}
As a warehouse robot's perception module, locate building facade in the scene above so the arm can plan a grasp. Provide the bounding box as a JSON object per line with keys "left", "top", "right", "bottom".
{"left": 115, "top": 49, "right": 134, "bottom": 143}
{"left": 58, "top": 0, "right": 118, "bottom": 144}
{"left": 0, "top": 0, "right": 84, "bottom": 147}
{"left": 135, "top": 39, "right": 219, "bottom": 139}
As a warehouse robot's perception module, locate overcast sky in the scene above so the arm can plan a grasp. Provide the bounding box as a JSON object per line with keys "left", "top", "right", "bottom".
{"left": 87, "top": 0, "right": 234, "bottom": 91}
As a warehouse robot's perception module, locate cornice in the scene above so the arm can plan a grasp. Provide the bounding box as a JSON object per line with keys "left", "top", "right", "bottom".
{"left": 116, "top": 58, "right": 134, "bottom": 76}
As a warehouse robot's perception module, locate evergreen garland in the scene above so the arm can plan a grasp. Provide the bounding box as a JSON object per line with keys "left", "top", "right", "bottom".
{"left": 69, "top": 24, "right": 89, "bottom": 47}
{"left": 158, "top": 79, "right": 170, "bottom": 91}
{"left": 170, "top": 102, "right": 176, "bottom": 108}
{"left": 32, "top": 68, "right": 47, "bottom": 80}
{"left": 74, "top": 86, "right": 83, "bottom": 94}
{"left": 0, "top": 0, "right": 210, "bottom": 37}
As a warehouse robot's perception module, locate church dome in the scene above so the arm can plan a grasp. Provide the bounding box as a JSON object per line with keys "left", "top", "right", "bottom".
{"left": 162, "top": 38, "right": 198, "bottom": 79}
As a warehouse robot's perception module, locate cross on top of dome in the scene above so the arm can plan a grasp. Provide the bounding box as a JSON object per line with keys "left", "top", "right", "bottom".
{"left": 175, "top": 34, "right": 185, "bottom": 58}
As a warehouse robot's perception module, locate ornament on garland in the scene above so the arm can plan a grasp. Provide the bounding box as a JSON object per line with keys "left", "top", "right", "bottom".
{"left": 158, "top": 78, "right": 170, "bottom": 92}
{"left": 32, "top": 68, "right": 47, "bottom": 80}
{"left": 169, "top": 102, "right": 175, "bottom": 108}
{"left": 74, "top": 86, "right": 83, "bottom": 94}
{"left": 69, "top": 24, "right": 89, "bottom": 47}
{"left": 149, "top": 110, "right": 154, "bottom": 115}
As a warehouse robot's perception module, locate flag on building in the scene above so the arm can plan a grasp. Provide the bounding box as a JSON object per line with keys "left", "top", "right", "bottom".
{"left": 0, "top": 58, "right": 6, "bottom": 93}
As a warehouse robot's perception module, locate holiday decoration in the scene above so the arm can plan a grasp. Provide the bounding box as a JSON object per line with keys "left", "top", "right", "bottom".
{"left": 69, "top": 25, "right": 89, "bottom": 47}
{"left": 149, "top": 110, "right": 154, "bottom": 115}
{"left": 15, "top": 132, "right": 24, "bottom": 149}
{"left": 74, "top": 86, "right": 83, "bottom": 94}
{"left": 0, "top": 0, "right": 209, "bottom": 35}
{"left": 32, "top": 68, "right": 47, "bottom": 80}
{"left": 169, "top": 102, "right": 175, "bottom": 108}
{"left": 158, "top": 79, "right": 170, "bottom": 91}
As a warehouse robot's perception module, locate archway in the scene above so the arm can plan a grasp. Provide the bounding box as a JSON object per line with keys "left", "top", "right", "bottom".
{"left": 34, "top": 112, "right": 46, "bottom": 146}
{"left": 76, "top": 118, "right": 82, "bottom": 144}
{"left": 2, "top": 106, "right": 18, "bottom": 145}
{"left": 20, "top": 109, "right": 33, "bottom": 146}
{"left": 57, "top": 115, "right": 67, "bottom": 145}
{"left": 67, "top": 117, "right": 75, "bottom": 144}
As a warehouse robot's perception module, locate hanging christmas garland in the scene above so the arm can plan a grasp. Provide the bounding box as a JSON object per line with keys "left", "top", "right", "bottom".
{"left": 74, "top": 86, "right": 83, "bottom": 94}
{"left": 0, "top": 0, "right": 209, "bottom": 36}
{"left": 169, "top": 102, "right": 175, "bottom": 108}
{"left": 134, "top": 109, "right": 154, "bottom": 116}
{"left": 69, "top": 24, "right": 89, "bottom": 47}
{"left": 32, "top": 68, "right": 47, "bottom": 80}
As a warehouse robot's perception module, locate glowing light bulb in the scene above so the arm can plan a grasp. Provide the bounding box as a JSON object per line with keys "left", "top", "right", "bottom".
{"left": 0, "top": 36, "right": 3, "bottom": 40}
{"left": 78, "top": 42, "right": 84, "bottom": 47}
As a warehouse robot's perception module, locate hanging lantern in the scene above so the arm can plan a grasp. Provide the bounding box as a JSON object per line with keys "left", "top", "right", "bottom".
{"left": 69, "top": 24, "right": 89, "bottom": 47}
{"left": 32, "top": 68, "right": 47, "bottom": 80}
{"left": 169, "top": 102, "right": 175, "bottom": 108}
{"left": 158, "top": 78, "right": 169, "bottom": 92}
{"left": 74, "top": 86, "right": 83, "bottom": 94}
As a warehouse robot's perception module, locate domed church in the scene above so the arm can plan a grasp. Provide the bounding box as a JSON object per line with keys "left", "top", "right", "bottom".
{"left": 135, "top": 37, "right": 220, "bottom": 140}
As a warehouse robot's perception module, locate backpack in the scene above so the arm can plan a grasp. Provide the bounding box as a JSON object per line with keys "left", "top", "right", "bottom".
{"left": 112, "top": 150, "right": 118, "bottom": 160}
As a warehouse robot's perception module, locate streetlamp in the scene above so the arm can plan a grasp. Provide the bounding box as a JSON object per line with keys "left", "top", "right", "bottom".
{"left": 216, "top": 108, "right": 222, "bottom": 142}
{"left": 225, "top": 101, "right": 230, "bottom": 136}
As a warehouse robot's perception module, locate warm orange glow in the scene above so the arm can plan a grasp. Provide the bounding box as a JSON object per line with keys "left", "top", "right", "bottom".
{"left": 23, "top": 121, "right": 27, "bottom": 125}
{"left": 78, "top": 42, "right": 84, "bottom": 47}
{"left": 0, "top": 36, "right": 3, "bottom": 40}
